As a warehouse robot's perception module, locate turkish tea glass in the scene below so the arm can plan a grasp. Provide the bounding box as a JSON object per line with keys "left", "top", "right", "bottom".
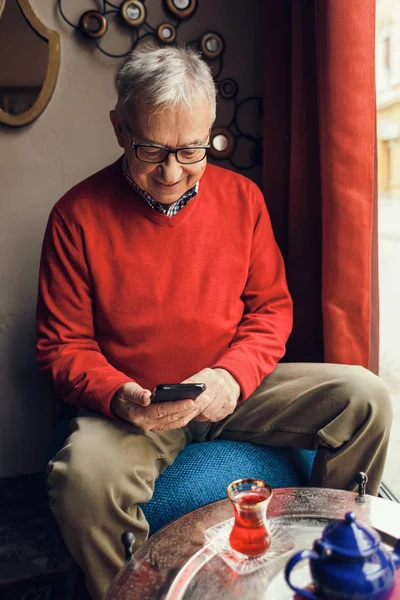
{"left": 226, "top": 478, "right": 273, "bottom": 557}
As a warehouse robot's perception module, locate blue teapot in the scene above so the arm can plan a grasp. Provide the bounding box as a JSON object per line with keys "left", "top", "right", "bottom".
{"left": 285, "top": 512, "right": 400, "bottom": 600}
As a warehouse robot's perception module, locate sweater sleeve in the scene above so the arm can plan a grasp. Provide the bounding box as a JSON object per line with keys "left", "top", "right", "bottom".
{"left": 36, "top": 208, "right": 132, "bottom": 417}
{"left": 212, "top": 185, "right": 293, "bottom": 400}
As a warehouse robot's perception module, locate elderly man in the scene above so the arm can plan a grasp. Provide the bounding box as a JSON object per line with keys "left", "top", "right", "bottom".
{"left": 37, "top": 44, "right": 392, "bottom": 599}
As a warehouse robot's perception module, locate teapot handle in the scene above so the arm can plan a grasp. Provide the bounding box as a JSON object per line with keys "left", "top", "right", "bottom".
{"left": 285, "top": 549, "right": 320, "bottom": 600}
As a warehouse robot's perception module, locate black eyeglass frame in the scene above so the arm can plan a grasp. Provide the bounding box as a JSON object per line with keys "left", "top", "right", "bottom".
{"left": 123, "top": 124, "right": 210, "bottom": 165}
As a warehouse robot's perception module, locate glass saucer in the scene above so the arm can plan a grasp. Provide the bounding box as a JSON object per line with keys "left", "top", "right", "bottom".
{"left": 205, "top": 518, "right": 295, "bottom": 575}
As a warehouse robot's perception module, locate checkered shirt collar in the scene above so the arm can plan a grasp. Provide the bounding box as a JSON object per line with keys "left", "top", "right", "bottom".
{"left": 122, "top": 156, "right": 199, "bottom": 217}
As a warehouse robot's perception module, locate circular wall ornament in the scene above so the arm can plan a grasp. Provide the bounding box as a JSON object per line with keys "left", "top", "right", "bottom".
{"left": 164, "top": 0, "right": 197, "bottom": 20}
{"left": 78, "top": 11, "right": 108, "bottom": 39}
{"left": 200, "top": 32, "right": 224, "bottom": 60}
{"left": 56, "top": 1, "right": 261, "bottom": 171}
{"left": 208, "top": 127, "right": 235, "bottom": 160}
{"left": 121, "top": 0, "right": 146, "bottom": 27}
{"left": 157, "top": 23, "right": 177, "bottom": 44}
{"left": 219, "top": 78, "right": 238, "bottom": 99}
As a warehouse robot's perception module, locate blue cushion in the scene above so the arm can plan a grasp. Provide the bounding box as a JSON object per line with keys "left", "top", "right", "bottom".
{"left": 141, "top": 441, "right": 315, "bottom": 534}
{"left": 46, "top": 411, "right": 316, "bottom": 535}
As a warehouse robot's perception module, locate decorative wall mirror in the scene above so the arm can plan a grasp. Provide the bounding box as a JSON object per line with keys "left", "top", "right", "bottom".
{"left": 0, "top": 0, "right": 60, "bottom": 127}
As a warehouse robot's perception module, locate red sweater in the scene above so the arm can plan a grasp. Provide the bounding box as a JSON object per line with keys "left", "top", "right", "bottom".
{"left": 36, "top": 159, "right": 293, "bottom": 418}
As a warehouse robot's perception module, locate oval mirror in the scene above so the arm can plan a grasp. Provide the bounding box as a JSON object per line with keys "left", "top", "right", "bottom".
{"left": 0, "top": 0, "right": 60, "bottom": 127}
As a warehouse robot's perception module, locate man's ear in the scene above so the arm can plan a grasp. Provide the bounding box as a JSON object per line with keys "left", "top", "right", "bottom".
{"left": 110, "top": 110, "right": 125, "bottom": 148}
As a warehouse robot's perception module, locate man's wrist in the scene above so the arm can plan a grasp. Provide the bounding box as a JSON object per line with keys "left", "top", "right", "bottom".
{"left": 110, "top": 383, "right": 131, "bottom": 418}
{"left": 110, "top": 388, "right": 122, "bottom": 418}
{"left": 214, "top": 368, "right": 241, "bottom": 399}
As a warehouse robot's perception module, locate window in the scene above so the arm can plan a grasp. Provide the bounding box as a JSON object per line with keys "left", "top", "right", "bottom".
{"left": 376, "top": 0, "right": 400, "bottom": 498}
{"left": 384, "top": 36, "right": 391, "bottom": 70}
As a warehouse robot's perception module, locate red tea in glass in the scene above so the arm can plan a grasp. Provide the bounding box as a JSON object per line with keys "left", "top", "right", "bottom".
{"left": 227, "top": 478, "right": 273, "bottom": 557}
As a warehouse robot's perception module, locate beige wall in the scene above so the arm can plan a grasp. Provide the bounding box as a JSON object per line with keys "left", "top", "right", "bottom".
{"left": 376, "top": 0, "right": 400, "bottom": 196}
{"left": 377, "top": 102, "right": 400, "bottom": 195}
{"left": 0, "top": 0, "right": 263, "bottom": 477}
{"left": 378, "top": 139, "right": 390, "bottom": 193}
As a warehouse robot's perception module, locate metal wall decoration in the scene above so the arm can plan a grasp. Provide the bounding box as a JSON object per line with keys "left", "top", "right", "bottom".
{"left": 57, "top": 0, "right": 262, "bottom": 170}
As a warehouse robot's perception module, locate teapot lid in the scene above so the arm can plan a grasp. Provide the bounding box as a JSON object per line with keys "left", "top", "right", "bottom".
{"left": 321, "top": 512, "right": 380, "bottom": 558}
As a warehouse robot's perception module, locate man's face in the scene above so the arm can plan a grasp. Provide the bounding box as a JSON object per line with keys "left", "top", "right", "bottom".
{"left": 110, "top": 99, "right": 211, "bottom": 204}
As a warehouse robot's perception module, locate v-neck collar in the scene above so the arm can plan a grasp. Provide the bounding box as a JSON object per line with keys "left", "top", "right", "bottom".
{"left": 115, "top": 158, "right": 201, "bottom": 228}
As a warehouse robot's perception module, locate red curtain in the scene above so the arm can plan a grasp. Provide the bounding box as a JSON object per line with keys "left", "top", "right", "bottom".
{"left": 262, "top": 0, "right": 379, "bottom": 372}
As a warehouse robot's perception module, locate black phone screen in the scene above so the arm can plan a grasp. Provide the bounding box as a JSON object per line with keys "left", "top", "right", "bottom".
{"left": 151, "top": 383, "right": 206, "bottom": 402}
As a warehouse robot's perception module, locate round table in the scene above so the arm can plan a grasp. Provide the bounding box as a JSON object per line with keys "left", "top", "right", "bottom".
{"left": 106, "top": 487, "right": 400, "bottom": 600}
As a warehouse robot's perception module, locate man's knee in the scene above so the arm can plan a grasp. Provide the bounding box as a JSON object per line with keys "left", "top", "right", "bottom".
{"left": 47, "top": 418, "right": 153, "bottom": 521}
{"left": 318, "top": 365, "right": 392, "bottom": 450}
{"left": 338, "top": 365, "right": 392, "bottom": 431}
{"left": 49, "top": 433, "right": 110, "bottom": 506}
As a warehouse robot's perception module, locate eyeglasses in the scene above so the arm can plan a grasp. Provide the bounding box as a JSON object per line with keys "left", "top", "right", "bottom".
{"left": 123, "top": 123, "right": 210, "bottom": 164}
{"left": 131, "top": 143, "right": 210, "bottom": 164}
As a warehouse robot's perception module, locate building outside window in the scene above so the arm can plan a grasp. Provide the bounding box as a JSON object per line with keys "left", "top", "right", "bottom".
{"left": 376, "top": 0, "right": 400, "bottom": 497}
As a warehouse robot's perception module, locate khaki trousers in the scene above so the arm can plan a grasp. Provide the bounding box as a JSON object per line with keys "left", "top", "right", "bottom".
{"left": 47, "top": 363, "right": 393, "bottom": 600}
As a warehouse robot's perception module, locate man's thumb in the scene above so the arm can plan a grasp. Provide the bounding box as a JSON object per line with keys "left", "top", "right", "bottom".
{"left": 135, "top": 388, "right": 152, "bottom": 406}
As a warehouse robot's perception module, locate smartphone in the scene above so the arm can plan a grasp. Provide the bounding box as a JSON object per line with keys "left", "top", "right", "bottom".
{"left": 151, "top": 383, "right": 206, "bottom": 403}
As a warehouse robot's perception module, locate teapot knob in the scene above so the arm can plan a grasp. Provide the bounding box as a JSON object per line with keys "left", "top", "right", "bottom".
{"left": 345, "top": 512, "right": 356, "bottom": 523}
{"left": 355, "top": 472, "right": 368, "bottom": 503}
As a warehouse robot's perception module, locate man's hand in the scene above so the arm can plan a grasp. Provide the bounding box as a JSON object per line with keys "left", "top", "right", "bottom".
{"left": 183, "top": 368, "right": 241, "bottom": 423}
{"left": 110, "top": 382, "right": 211, "bottom": 432}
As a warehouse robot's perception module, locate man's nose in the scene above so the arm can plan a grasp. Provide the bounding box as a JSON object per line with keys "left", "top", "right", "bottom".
{"left": 158, "top": 153, "right": 183, "bottom": 183}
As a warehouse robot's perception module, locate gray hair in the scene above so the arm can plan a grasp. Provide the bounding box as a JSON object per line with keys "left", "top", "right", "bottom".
{"left": 115, "top": 43, "right": 217, "bottom": 126}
